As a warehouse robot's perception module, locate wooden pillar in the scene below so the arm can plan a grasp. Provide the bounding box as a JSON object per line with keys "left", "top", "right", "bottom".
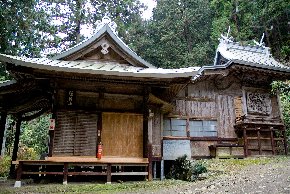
{"left": 107, "top": 163, "right": 112, "bottom": 184}
{"left": 142, "top": 87, "right": 152, "bottom": 180}
{"left": 14, "top": 161, "right": 23, "bottom": 187}
{"left": 63, "top": 162, "right": 68, "bottom": 185}
{"left": 160, "top": 159, "right": 164, "bottom": 180}
{"left": 9, "top": 117, "right": 21, "bottom": 177}
{"left": 48, "top": 88, "right": 57, "bottom": 157}
{"left": 257, "top": 127, "right": 261, "bottom": 155}
{"left": 283, "top": 126, "right": 288, "bottom": 155}
{"left": 243, "top": 126, "right": 248, "bottom": 157}
{"left": 270, "top": 127, "right": 275, "bottom": 155}
{"left": 0, "top": 112, "right": 7, "bottom": 155}
{"left": 143, "top": 88, "right": 149, "bottom": 157}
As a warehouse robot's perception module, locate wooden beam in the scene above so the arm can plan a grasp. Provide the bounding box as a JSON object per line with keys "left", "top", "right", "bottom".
{"left": 21, "top": 108, "right": 49, "bottom": 121}
{"left": 9, "top": 118, "right": 21, "bottom": 178}
{"left": 0, "top": 112, "right": 7, "bottom": 155}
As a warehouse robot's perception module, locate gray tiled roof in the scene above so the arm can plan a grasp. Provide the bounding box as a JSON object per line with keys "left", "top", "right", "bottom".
{"left": 215, "top": 38, "right": 289, "bottom": 71}
{"left": 0, "top": 54, "right": 200, "bottom": 79}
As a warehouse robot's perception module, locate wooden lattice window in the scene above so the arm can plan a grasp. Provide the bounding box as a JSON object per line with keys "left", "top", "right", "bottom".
{"left": 189, "top": 120, "right": 217, "bottom": 137}
{"left": 163, "top": 118, "right": 187, "bottom": 137}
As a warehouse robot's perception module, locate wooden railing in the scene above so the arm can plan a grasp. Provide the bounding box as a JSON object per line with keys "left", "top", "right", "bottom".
{"left": 13, "top": 157, "right": 149, "bottom": 187}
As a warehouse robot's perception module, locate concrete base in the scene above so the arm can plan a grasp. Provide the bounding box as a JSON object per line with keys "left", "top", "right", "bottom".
{"left": 14, "top": 181, "right": 21, "bottom": 188}
{"left": 106, "top": 182, "right": 111, "bottom": 184}
{"left": 63, "top": 181, "right": 67, "bottom": 185}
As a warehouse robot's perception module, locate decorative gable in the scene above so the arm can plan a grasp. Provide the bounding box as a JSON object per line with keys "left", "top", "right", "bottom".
{"left": 53, "top": 17, "right": 155, "bottom": 68}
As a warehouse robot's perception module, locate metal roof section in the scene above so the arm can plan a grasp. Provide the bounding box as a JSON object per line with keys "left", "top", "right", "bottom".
{"left": 52, "top": 17, "right": 155, "bottom": 68}
{"left": 0, "top": 53, "right": 200, "bottom": 79}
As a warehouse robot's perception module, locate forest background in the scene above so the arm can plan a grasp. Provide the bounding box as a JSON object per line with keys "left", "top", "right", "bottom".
{"left": 0, "top": 0, "right": 289, "bottom": 169}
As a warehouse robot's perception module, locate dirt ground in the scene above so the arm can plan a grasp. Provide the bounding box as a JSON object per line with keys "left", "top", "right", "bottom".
{"left": 141, "top": 158, "right": 290, "bottom": 194}
{"left": 1, "top": 157, "right": 290, "bottom": 194}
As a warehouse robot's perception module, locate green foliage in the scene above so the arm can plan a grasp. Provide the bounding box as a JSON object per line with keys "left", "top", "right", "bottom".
{"left": 17, "top": 144, "right": 38, "bottom": 160}
{"left": 4, "top": 115, "right": 50, "bottom": 158}
{"left": 272, "top": 81, "right": 290, "bottom": 139}
{"left": 48, "top": 0, "right": 145, "bottom": 53}
{"left": 271, "top": 81, "right": 290, "bottom": 153}
{"left": 131, "top": 0, "right": 214, "bottom": 68}
{"left": 0, "top": 156, "right": 11, "bottom": 177}
{"left": 167, "top": 155, "right": 207, "bottom": 181}
{"left": 0, "top": 0, "right": 58, "bottom": 57}
{"left": 20, "top": 115, "right": 50, "bottom": 156}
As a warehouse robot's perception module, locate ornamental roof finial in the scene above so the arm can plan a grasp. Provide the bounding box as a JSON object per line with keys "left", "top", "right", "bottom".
{"left": 220, "top": 26, "right": 234, "bottom": 43}
{"left": 96, "top": 16, "right": 118, "bottom": 33}
{"left": 253, "top": 33, "right": 265, "bottom": 47}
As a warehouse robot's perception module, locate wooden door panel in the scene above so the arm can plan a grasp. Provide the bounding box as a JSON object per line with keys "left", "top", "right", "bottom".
{"left": 102, "top": 112, "right": 143, "bottom": 157}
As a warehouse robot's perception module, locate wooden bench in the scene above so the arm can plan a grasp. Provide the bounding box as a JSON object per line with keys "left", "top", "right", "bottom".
{"left": 209, "top": 144, "right": 244, "bottom": 158}
{"left": 13, "top": 157, "right": 149, "bottom": 187}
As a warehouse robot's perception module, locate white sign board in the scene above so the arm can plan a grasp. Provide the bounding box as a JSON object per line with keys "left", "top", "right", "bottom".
{"left": 163, "top": 140, "right": 191, "bottom": 160}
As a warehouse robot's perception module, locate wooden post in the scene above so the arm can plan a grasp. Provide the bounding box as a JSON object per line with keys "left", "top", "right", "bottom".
{"left": 16, "top": 161, "right": 23, "bottom": 181}
{"left": 243, "top": 126, "right": 248, "bottom": 157}
{"left": 283, "top": 126, "right": 288, "bottom": 155}
{"left": 0, "top": 112, "right": 7, "bottom": 155}
{"left": 147, "top": 144, "right": 153, "bottom": 181}
{"left": 143, "top": 87, "right": 149, "bottom": 158}
{"left": 63, "top": 163, "right": 68, "bottom": 185}
{"left": 107, "top": 164, "right": 112, "bottom": 184}
{"left": 270, "top": 127, "right": 275, "bottom": 155}
{"left": 14, "top": 161, "right": 22, "bottom": 187}
{"left": 48, "top": 88, "right": 57, "bottom": 157}
{"left": 9, "top": 117, "right": 21, "bottom": 178}
{"left": 142, "top": 87, "right": 152, "bottom": 181}
{"left": 160, "top": 159, "right": 164, "bottom": 180}
{"left": 153, "top": 161, "right": 157, "bottom": 179}
{"left": 257, "top": 127, "right": 261, "bottom": 155}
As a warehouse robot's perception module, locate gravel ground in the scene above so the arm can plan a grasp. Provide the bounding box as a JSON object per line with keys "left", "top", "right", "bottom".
{"left": 138, "top": 158, "right": 290, "bottom": 194}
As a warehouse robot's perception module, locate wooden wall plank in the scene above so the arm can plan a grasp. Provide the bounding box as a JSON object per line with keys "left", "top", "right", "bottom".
{"left": 217, "top": 95, "right": 236, "bottom": 138}
{"left": 152, "top": 109, "right": 162, "bottom": 157}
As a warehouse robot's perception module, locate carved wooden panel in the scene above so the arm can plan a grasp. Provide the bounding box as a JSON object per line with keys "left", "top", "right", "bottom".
{"left": 246, "top": 92, "right": 271, "bottom": 115}
{"left": 234, "top": 97, "right": 243, "bottom": 122}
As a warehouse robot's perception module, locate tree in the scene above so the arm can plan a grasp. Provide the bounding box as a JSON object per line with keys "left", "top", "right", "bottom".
{"left": 130, "top": 0, "right": 214, "bottom": 68}
{"left": 0, "top": 0, "right": 59, "bottom": 57}
{"left": 0, "top": 0, "right": 60, "bottom": 81}
{"left": 49, "top": 0, "right": 146, "bottom": 54}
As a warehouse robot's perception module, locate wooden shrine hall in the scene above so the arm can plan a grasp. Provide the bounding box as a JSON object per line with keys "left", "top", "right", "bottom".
{"left": 0, "top": 18, "right": 289, "bottom": 186}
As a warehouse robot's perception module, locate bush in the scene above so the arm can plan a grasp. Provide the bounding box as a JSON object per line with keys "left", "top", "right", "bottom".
{"left": 0, "top": 156, "right": 11, "bottom": 177}
{"left": 167, "top": 155, "right": 207, "bottom": 181}
{"left": 17, "top": 144, "right": 38, "bottom": 160}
